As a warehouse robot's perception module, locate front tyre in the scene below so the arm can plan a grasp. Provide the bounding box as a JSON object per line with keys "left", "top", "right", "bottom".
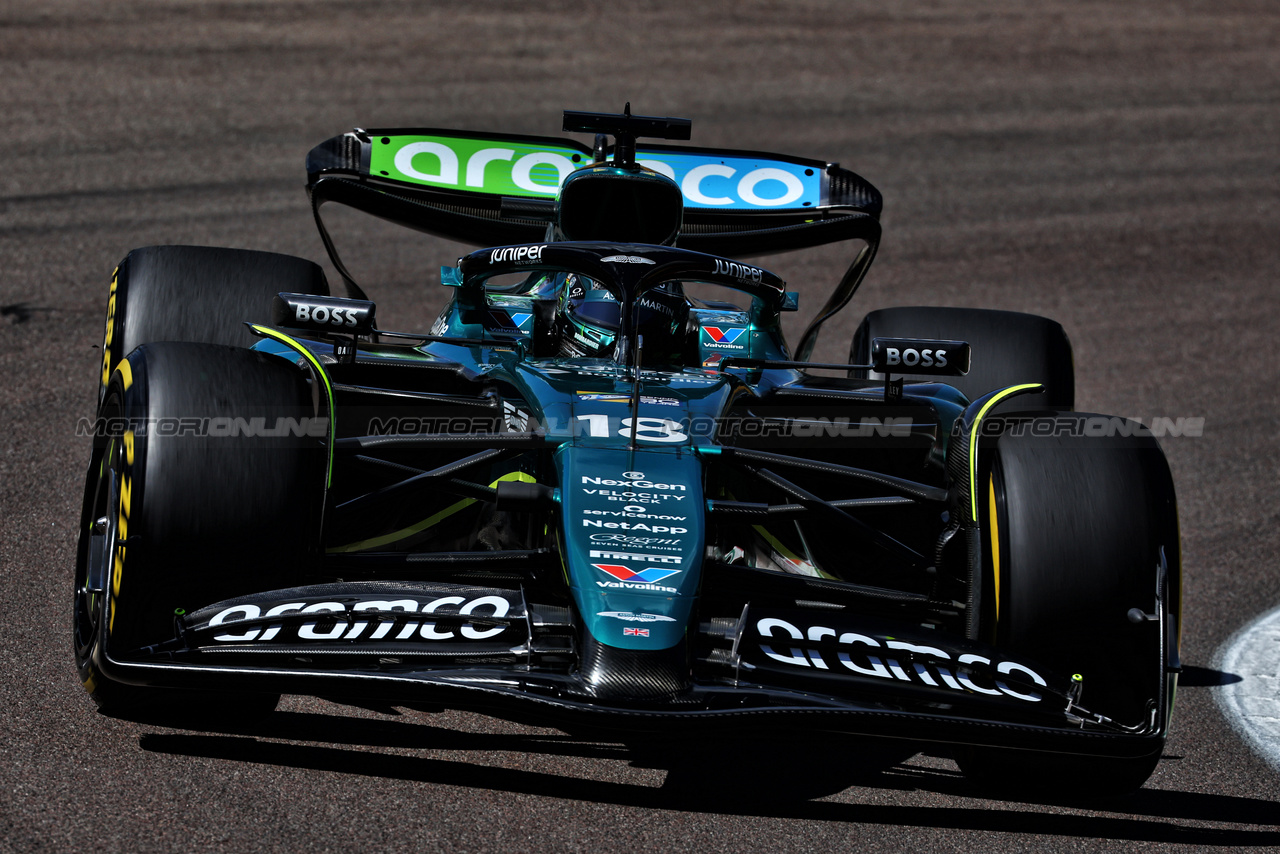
{"left": 74, "top": 342, "right": 325, "bottom": 719}
{"left": 956, "top": 413, "right": 1180, "bottom": 797}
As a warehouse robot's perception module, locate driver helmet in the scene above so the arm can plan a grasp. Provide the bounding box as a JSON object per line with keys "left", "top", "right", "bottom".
{"left": 558, "top": 274, "right": 689, "bottom": 362}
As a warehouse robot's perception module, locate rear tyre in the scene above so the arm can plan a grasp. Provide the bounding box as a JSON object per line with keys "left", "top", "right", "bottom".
{"left": 956, "top": 414, "right": 1180, "bottom": 797}
{"left": 850, "top": 306, "right": 1074, "bottom": 410}
{"left": 74, "top": 342, "right": 325, "bottom": 720}
{"left": 99, "top": 245, "right": 329, "bottom": 401}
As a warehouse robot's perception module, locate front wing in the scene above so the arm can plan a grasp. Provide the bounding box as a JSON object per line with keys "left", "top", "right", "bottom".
{"left": 96, "top": 578, "right": 1172, "bottom": 759}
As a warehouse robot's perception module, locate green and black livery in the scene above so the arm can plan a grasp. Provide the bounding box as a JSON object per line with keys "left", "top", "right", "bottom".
{"left": 74, "top": 108, "right": 1181, "bottom": 797}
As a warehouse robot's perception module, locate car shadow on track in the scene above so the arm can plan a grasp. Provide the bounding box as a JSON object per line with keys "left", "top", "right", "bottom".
{"left": 136, "top": 709, "right": 1280, "bottom": 847}
{"left": 1178, "top": 665, "right": 1243, "bottom": 686}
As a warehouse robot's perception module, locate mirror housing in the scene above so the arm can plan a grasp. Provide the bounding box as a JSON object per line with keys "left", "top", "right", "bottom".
{"left": 272, "top": 293, "right": 376, "bottom": 336}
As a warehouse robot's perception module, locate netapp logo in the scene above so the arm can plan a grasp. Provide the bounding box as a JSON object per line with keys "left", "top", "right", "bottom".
{"left": 581, "top": 520, "right": 688, "bottom": 533}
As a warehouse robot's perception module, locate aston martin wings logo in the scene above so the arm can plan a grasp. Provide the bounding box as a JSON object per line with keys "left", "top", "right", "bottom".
{"left": 600, "top": 255, "right": 656, "bottom": 265}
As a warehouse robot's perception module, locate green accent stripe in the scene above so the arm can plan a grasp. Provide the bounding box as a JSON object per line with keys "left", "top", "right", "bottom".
{"left": 250, "top": 325, "right": 336, "bottom": 488}
{"left": 968, "top": 383, "right": 1042, "bottom": 522}
{"left": 326, "top": 471, "right": 536, "bottom": 554}
{"left": 328, "top": 496, "right": 473, "bottom": 553}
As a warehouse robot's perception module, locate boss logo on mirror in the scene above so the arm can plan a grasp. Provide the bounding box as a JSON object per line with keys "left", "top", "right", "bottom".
{"left": 870, "top": 337, "right": 971, "bottom": 376}
{"left": 296, "top": 304, "right": 359, "bottom": 326}
{"left": 273, "top": 294, "right": 375, "bottom": 335}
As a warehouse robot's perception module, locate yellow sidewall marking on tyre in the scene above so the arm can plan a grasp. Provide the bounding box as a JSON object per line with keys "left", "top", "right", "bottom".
{"left": 101, "top": 272, "right": 118, "bottom": 388}
{"left": 109, "top": 429, "right": 135, "bottom": 633}
{"left": 967, "top": 383, "right": 1041, "bottom": 522}
{"left": 988, "top": 473, "right": 1001, "bottom": 622}
{"left": 116, "top": 358, "right": 133, "bottom": 392}
{"left": 250, "top": 325, "right": 335, "bottom": 487}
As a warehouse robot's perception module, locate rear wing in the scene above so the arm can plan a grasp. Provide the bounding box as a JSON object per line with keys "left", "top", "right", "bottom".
{"left": 307, "top": 125, "right": 882, "bottom": 360}
{"left": 306, "top": 128, "right": 881, "bottom": 258}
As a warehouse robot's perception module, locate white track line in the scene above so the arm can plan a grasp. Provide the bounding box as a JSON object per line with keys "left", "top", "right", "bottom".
{"left": 1216, "top": 603, "right": 1280, "bottom": 775}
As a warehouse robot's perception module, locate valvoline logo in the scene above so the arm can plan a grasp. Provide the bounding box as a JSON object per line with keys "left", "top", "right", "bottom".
{"left": 493, "top": 311, "right": 533, "bottom": 332}
{"left": 592, "top": 564, "right": 681, "bottom": 584}
{"left": 702, "top": 326, "right": 747, "bottom": 350}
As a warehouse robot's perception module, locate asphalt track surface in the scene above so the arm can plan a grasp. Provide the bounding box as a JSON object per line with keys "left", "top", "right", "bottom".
{"left": 2, "top": 2, "right": 1279, "bottom": 851}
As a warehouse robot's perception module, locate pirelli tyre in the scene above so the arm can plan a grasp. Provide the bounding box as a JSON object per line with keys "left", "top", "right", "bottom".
{"left": 98, "top": 245, "right": 329, "bottom": 402}
{"left": 74, "top": 342, "right": 325, "bottom": 718}
{"left": 850, "top": 306, "right": 1074, "bottom": 411}
{"left": 956, "top": 414, "right": 1181, "bottom": 797}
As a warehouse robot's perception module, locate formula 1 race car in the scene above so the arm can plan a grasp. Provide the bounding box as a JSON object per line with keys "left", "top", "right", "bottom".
{"left": 74, "top": 108, "right": 1181, "bottom": 797}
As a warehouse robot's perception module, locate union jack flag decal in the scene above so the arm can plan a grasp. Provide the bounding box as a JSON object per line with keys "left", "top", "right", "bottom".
{"left": 622, "top": 627, "right": 650, "bottom": 637}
